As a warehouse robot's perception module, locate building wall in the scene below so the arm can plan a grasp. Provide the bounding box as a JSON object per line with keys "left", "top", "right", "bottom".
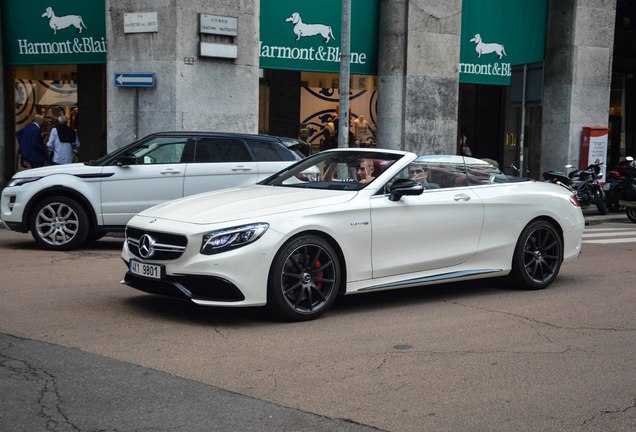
{"left": 0, "top": 7, "right": 5, "bottom": 186}
{"left": 541, "top": 0, "right": 616, "bottom": 172}
{"left": 106, "top": 0, "right": 260, "bottom": 151}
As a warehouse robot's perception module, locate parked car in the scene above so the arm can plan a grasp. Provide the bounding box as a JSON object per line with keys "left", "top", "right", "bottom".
{"left": 121, "top": 149, "right": 585, "bottom": 321}
{"left": 1, "top": 131, "right": 303, "bottom": 250}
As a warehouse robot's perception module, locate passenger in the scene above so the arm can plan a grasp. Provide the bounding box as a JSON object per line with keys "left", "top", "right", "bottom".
{"left": 409, "top": 165, "right": 440, "bottom": 189}
{"left": 356, "top": 159, "right": 375, "bottom": 184}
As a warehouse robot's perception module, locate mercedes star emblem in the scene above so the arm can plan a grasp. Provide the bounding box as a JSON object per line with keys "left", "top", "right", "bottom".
{"left": 138, "top": 234, "right": 155, "bottom": 259}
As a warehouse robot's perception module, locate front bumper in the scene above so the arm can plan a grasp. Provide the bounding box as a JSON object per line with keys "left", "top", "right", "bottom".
{"left": 1, "top": 188, "right": 28, "bottom": 232}
{"left": 121, "top": 219, "right": 285, "bottom": 307}
{"left": 122, "top": 270, "right": 245, "bottom": 302}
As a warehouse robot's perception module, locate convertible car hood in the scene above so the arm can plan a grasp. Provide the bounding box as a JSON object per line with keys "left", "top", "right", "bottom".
{"left": 138, "top": 185, "right": 358, "bottom": 224}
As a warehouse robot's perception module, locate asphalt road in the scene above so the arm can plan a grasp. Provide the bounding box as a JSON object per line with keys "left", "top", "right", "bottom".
{"left": 1, "top": 214, "right": 635, "bottom": 431}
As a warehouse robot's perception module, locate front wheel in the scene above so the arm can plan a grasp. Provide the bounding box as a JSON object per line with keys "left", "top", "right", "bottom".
{"left": 627, "top": 207, "right": 636, "bottom": 223}
{"left": 29, "top": 196, "right": 90, "bottom": 250}
{"left": 267, "top": 235, "right": 341, "bottom": 321}
{"left": 509, "top": 220, "right": 563, "bottom": 290}
{"left": 594, "top": 189, "right": 608, "bottom": 214}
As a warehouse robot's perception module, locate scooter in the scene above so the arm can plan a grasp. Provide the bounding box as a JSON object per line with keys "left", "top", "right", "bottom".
{"left": 543, "top": 162, "right": 608, "bottom": 214}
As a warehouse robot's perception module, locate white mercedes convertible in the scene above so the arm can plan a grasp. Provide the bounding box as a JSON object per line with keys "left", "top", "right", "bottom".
{"left": 121, "top": 148, "right": 585, "bottom": 321}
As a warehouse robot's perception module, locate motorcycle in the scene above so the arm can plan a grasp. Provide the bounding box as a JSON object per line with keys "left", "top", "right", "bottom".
{"left": 543, "top": 162, "right": 608, "bottom": 214}
{"left": 604, "top": 156, "right": 636, "bottom": 213}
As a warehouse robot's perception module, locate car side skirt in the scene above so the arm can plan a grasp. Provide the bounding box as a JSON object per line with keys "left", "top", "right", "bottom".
{"left": 350, "top": 269, "right": 506, "bottom": 293}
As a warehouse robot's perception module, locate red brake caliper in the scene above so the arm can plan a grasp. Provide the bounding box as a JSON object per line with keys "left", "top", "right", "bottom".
{"left": 315, "top": 259, "right": 323, "bottom": 291}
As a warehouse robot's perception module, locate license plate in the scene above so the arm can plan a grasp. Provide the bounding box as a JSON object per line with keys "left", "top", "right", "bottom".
{"left": 129, "top": 259, "right": 163, "bottom": 280}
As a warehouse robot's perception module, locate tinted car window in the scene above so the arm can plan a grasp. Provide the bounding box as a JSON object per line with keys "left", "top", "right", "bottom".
{"left": 247, "top": 140, "right": 299, "bottom": 161}
{"left": 194, "top": 138, "right": 252, "bottom": 163}
{"left": 466, "top": 162, "right": 510, "bottom": 185}
{"left": 422, "top": 162, "right": 467, "bottom": 189}
{"left": 132, "top": 137, "right": 188, "bottom": 164}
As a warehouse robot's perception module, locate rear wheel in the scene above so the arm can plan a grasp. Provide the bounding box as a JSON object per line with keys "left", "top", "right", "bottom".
{"left": 29, "top": 196, "right": 90, "bottom": 251}
{"left": 509, "top": 220, "right": 563, "bottom": 290}
{"left": 267, "top": 235, "right": 341, "bottom": 321}
{"left": 627, "top": 207, "right": 636, "bottom": 223}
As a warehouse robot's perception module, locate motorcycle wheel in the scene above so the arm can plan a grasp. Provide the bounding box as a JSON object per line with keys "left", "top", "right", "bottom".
{"left": 595, "top": 189, "right": 608, "bottom": 215}
{"left": 627, "top": 207, "right": 636, "bottom": 223}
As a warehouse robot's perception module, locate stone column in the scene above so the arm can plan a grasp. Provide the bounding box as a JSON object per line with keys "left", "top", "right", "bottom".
{"left": 106, "top": 0, "right": 260, "bottom": 150}
{"left": 541, "top": 0, "right": 616, "bottom": 172}
{"left": 404, "top": 0, "right": 462, "bottom": 154}
{"left": 377, "top": 0, "right": 408, "bottom": 150}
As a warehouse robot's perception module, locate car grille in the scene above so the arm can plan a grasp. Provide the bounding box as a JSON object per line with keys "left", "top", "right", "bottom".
{"left": 123, "top": 272, "right": 245, "bottom": 302}
{"left": 126, "top": 227, "right": 187, "bottom": 260}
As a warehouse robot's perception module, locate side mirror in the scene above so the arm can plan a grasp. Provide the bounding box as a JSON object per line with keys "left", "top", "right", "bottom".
{"left": 389, "top": 178, "right": 424, "bottom": 202}
{"left": 116, "top": 155, "right": 137, "bottom": 166}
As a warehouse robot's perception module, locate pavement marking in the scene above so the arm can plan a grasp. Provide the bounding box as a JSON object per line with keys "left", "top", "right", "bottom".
{"left": 583, "top": 230, "right": 636, "bottom": 238}
{"left": 583, "top": 238, "right": 636, "bottom": 244}
{"left": 582, "top": 227, "right": 636, "bottom": 244}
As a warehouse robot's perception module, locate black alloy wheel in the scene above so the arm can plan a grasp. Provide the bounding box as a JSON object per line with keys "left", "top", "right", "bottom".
{"left": 627, "top": 207, "right": 636, "bottom": 223}
{"left": 509, "top": 220, "right": 563, "bottom": 290}
{"left": 29, "top": 196, "right": 90, "bottom": 251}
{"left": 268, "top": 235, "right": 341, "bottom": 321}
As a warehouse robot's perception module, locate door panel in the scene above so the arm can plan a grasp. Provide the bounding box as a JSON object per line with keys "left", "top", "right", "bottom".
{"left": 100, "top": 137, "right": 188, "bottom": 226}
{"left": 370, "top": 188, "right": 484, "bottom": 278}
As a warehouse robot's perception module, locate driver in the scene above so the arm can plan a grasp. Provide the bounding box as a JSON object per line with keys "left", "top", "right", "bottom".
{"left": 356, "top": 159, "right": 375, "bottom": 184}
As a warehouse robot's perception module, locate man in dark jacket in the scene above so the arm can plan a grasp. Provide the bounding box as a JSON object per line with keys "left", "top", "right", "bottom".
{"left": 16, "top": 115, "right": 46, "bottom": 168}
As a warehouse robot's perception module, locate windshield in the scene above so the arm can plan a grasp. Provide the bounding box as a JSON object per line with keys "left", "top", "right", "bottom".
{"left": 260, "top": 150, "right": 404, "bottom": 191}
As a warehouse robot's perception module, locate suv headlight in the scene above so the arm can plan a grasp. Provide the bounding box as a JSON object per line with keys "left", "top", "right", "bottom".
{"left": 7, "top": 177, "right": 42, "bottom": 187}
{"left": 201, "top": 223, "right": 269, "bottom": 255}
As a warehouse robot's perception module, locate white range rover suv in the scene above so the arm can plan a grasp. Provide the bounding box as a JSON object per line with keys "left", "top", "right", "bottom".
{"left": 1, "top": 131, "right": 303, "bottom": 250}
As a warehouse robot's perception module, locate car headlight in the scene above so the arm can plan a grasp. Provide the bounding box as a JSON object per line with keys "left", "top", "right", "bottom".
{"left": 7, "top": 177, "right": 42, "bottom": 187}
{"left": 201, "top": 223, "right": 269, "bottom": 255}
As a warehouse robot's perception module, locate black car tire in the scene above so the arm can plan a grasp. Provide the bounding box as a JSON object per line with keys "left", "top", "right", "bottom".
{"left": 29, "top": 196, "right": 90, "bottom": 251}
{"left": 627, "top": 207, "right": 636, "bottom": 223}
{"left": 594, "top": 189, "right": 608, "bottom": 215}
{"left": 267, "top": 235, "right": 341, "bottom": 321}
{"left": 509, "top": 220, "right": 563, "bottom": 290}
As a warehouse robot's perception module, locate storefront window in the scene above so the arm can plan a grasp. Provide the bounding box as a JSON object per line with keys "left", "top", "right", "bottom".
{"left": 13, "top": 66, "right": 78, "bottom": 169}
{"left": 300, "top": 72, "right": 377, "bottom": 152}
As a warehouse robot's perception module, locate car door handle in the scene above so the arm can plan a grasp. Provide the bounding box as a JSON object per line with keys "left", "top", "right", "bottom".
{"left": 453, "top": 194, "right": 471, "bottom": 202}
{"left": 160, "top": 169, "right": 181, "bottom": 175}
{"left": 231, "top": 166, "right": 253, "bottom": 172}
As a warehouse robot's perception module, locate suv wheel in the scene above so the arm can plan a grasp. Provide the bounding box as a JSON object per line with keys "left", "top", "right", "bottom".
{"left": 29, "top": 196, "right": 90, "bottom": 251}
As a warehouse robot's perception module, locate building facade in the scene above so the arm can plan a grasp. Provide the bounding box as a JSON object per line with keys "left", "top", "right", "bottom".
{"left": 0, "top": 0, "right": 626, "bottom": 186}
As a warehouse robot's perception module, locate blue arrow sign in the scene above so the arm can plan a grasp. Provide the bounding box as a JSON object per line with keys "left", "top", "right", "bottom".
{"left": 114, "top": 73, "right": 155, "bottom": 87}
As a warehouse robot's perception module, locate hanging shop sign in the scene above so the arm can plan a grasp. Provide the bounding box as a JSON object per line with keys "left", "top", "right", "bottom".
{"left": 459, "top": 0, "right": 547, "bottom": 85}
{"left": 259, "top": 0, "right": 379, "bottom": 75}
{"left": 2, "top": 1, "right": 107, "bottom": 65}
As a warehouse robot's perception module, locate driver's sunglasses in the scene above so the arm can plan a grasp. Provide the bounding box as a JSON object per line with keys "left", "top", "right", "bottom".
{"left": 409, "top": 169, "right": 424, "bottom": 175}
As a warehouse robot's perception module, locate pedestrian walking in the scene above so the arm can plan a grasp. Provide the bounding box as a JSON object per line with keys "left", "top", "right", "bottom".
{"left": 46, "top": 115, "right": 80, "bottom": 164}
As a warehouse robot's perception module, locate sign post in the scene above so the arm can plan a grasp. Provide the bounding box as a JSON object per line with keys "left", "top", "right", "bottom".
{"left": 114, "top": 73, "right": 155, "bottom": 87}
{"left": 114, "top": 73, "right": 156, "bottom": 138}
